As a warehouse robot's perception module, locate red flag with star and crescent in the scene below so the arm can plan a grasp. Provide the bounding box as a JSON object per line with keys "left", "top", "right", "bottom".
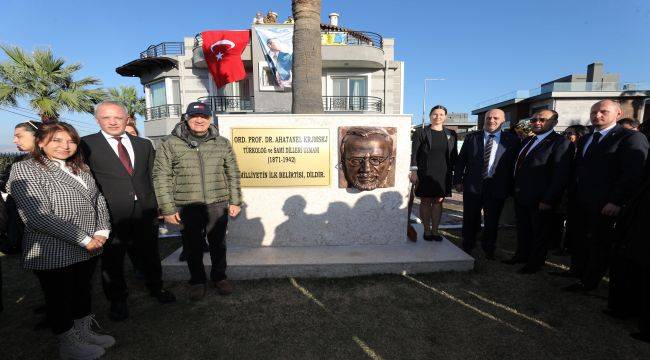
{"left": 201, "top": 30, "right": 250, "bottom": 88}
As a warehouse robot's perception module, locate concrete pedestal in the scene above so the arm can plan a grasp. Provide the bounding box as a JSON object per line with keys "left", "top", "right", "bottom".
{"left": 161, "top": 224, "right": 474, "bottom": 280}
{"left": 160, "top": 114, "right": 474, "bottom": 280}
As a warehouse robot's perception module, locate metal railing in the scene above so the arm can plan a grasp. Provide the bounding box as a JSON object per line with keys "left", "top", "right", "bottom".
{"left": 197, "top": 96, "right": 254, "bottom": 113}
{"left": 145, "top": 104, "right": 182, "bottom": 121}
{"left": 321, "top": 30, "right": 383, "bottom": 49}
{"left": 193, "top": 30, "right": 383, "bottom": 50}
{"left": 140, "top": 42, "right": 184, "bottom": 59}
{"left": 476, "top": 82, "right": 650, "bottom": 108}
{"left": 322, "top": 96, "right": 383, "bottom": 112}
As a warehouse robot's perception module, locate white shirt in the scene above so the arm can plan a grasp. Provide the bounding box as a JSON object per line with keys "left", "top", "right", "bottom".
{"left": 101, "top": 130, "right": 135, "bottom": 168}
{"left": 582, "top": 122, "right": 616, "bottom": 156}
{"left": 101, "top": 130, "right": 137, "bottom": 200}
{"left": 518, "top": 129, "right": 554, "bottom": 159}
{"left": 52, "top": 159, "right": 110, "bottom": 247}
{"left": 483, "top": 130, "right": 502, "bottom": 178}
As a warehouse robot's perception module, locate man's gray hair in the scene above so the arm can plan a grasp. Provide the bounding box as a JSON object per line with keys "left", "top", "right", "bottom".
{"left": 94, "top": 100, "right": 128, "bottom": 118}
{"left": 340, "top": 127, "right": 394, "bottom": 157}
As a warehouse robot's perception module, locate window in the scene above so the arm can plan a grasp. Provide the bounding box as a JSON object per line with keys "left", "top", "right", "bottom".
{"left": 258, "top": 61, "right": 283, "bottom": 91}
{"left": 330, "top": 77, "right": 367, "bottom": 110}
{"left": 148, "top": 81, "right": 166, "bottom": 107}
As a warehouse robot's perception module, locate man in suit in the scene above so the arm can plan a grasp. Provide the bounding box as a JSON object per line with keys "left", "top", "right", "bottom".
{"left": 565, "top": 99, "right": 649, "bottom": 292}
{"left": 506, "top": 110, "right": 573, "bottom": 273}
{"left": 454, "top": 109, "right": 519, "bottom": 259}
{"left": 81, "top": 101, "right": 175, "bottom": 321}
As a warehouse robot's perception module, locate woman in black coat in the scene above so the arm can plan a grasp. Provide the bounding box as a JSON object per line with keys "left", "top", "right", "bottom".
{"left": 409, "top": 105, "right": 458, "bottom": 241}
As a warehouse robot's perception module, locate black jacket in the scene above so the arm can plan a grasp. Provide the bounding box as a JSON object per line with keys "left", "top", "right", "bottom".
{"left": 80, "top": 132, "right": 158, "bottom": 223}
{"left": 453, "top": 130, "right": 520, "bottom": 199}
{"left": 573, "top": 124, "right": 649, "bottom": 210}
{"left": 411, "top": 126, "right": 458, "bottom": 196}
{"left": 514, "top": 131, "right": 574, "bottom": 207}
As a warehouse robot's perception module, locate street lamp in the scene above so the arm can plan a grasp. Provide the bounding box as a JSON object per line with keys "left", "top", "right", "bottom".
{"left": 422, "top": 77, "right": 446, "bottom": 127}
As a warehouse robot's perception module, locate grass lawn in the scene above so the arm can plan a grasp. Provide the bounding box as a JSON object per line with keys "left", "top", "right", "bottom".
{"left": 1, "top": 226, "right": 649, "bottom": 359}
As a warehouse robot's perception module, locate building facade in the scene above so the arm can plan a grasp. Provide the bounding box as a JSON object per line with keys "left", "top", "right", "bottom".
{"left": 472, "top": 63, "right": 650, "bottom": 130}
{"left": 116, "top": 15, "right": 405, "bottom": 142}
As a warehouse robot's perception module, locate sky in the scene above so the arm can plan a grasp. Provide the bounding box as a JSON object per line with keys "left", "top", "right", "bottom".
{"left": 1, "top": 0, "right": 649, "bottom": 149}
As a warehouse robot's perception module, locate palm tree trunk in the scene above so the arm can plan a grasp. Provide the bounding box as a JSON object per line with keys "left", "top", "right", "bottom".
{"left": 291, "top": 0, "right": 323, "bottom": 114}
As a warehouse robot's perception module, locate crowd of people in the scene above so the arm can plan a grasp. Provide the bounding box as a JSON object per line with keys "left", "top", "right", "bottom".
{"left": 0, "top": 101, "right": 242, "bottom": 359}
{"left": 410, "top": 99, "right": 650, "bottom": 344}
{"left": 0, "top": 97, "right": 649, "bottom": 358}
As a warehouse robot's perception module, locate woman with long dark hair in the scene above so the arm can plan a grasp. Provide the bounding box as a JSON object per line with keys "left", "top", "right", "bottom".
{"left": 8, "top": 122, "right": 115, "bottom": 359}
{"left": 410, "top": 105, "right": 458, "bottom": 241}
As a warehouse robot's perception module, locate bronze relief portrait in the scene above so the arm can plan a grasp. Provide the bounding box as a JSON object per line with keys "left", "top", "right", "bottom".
{"left": 338, "top": 127, "right": 397, "bottom": 191}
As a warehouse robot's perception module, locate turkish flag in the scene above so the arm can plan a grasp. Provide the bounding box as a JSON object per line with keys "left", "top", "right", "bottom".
{"left": 201, "top": 30, "right": 250, "bottom": 88}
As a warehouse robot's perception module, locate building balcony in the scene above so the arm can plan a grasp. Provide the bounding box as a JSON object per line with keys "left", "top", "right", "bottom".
{"left": 140, "top": 42, "right": 184, "bottom": 59}
{"left": 198, "top": 96, "right": 255, "bottom": 114}
{"left": 117, "top": 42, "right": 184, "bottom": 78}
{"left": 192, "top": 28, "right": 385, "bottom": 69}
{"left": 322, "top": 96, "right": 383, "bottom": 112}
{"left": 145, "top": 104, "right": 182, "bottom": 121}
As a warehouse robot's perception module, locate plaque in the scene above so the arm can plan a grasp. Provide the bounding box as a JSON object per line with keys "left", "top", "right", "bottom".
{"left": 232, "top": 128, "right": 330, "bottom": 187}
{"left": 338, "top": 126, "right": 396, "bottom": 191}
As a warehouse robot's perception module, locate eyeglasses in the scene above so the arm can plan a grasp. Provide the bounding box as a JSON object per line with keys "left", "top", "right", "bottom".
{"left": 345, "top": 155, "right": 391, "bottom": 167}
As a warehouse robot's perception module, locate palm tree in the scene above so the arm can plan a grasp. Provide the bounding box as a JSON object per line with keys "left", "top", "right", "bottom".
{"left": 291, "top": 0, "right": 323, "bottom": 113}
{"left": 106, "top": 86, "right": 145, "bottom": 123}
{"left": 0, "top": 45, "right": 104, "bottom": 123}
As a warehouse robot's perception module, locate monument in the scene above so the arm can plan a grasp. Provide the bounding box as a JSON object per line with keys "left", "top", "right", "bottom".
{"left": 158, "top": 9, "right": 473, "bottom": 280}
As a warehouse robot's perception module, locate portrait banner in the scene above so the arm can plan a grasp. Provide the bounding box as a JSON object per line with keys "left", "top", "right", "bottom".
{"left": 338, "top": 127, "right": 397, "bottom": 191}
{"left": 255, "top": 26, "right": 293, "bottom": 89}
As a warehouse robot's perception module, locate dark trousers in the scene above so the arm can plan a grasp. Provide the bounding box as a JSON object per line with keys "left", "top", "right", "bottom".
{"left": 101, "top": 200, "right": 162, "bottom": 301}
{"left": 514, "top": 201, "right": 554, "bottom": 269}
{"left": 640, "top": 267, "right": 650, "bottom": 334}
{"left": 0, "top": 257, "right": 3, "bottom": 312}
{"left": 608, "top": 249, "right": 642, "bottom": 314}
{"left": 461, "top": 180, "right": 506, "bottom": 255}
{"left": 570, "top": 202, "right": 616, "bottom": 288}
{"left": 34, "top": 258, "right": 98, "bottom": 335}
{"left": 179, "top": 201, "right": 228, "bottom": 285}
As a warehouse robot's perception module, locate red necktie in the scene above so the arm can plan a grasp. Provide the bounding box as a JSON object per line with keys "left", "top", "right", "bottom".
{"left": 113, "top": 136, "right": 133, "bottom": 175}
{"left": 515, "top": 136, "right": 537, "bottom": 174}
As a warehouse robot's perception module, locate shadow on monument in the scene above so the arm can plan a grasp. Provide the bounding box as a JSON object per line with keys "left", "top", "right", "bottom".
{"left": 227, "top": 204, "right": 265, "bottom": 247}
{"left": 271, "top": 191, "right": 406, "bottom": 247}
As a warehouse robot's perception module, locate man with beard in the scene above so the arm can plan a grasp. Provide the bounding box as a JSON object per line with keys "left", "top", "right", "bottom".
{"left": 340, "top": 127, "right": 394, "bottom": 191}
{"left": 508, "top": 109, "right": 573, "bottom": 273}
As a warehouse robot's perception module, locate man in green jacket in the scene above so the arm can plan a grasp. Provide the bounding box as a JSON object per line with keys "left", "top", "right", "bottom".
{"left": 153, "top": 102, "right": 242, "bottom": 301}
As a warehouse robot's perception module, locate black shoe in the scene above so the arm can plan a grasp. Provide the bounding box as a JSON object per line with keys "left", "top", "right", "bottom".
{"left": 630, "top": 332, "right": 650, "bottom": 343}
{"left": 179, "top": 250, "right": 187, "bottom": 262}
{"left": 109, "top": 301, "right": 129, "bottom": 322}
{"left": 151, "top": 289, "right": 176, "bottom": 304}
{"left": 602, "top": 308, "right": 631, "bottom": 319}
{"left": 548, "top": 271, "right": 580, "bottom": 278}
{"left": 501, "top": 257, "right": 525, "bottom": 265}
{"left": 432, "top": 235, "right": 443, "bottom": 242}
{"left": 423, "top": 233, "right": 434, "bottom": 241}
{"left": 517, "top": 266, "right": 539, "bottom": 274}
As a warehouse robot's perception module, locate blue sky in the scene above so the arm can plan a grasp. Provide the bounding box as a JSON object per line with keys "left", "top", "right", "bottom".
{"left": 1, "top": 0, "right": 649, "bottom": 148}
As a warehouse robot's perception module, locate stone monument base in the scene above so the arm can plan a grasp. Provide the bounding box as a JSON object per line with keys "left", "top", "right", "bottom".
{"left": 161, "top": 224, "right": 474, "bottom": 280}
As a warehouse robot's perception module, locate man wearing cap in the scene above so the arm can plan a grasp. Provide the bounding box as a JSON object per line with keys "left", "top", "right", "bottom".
{"left": 153, "top": 102, "right": 242, "bottom": 301}
{"left": 81, "top": 100, "right": 176, "bottom": 322}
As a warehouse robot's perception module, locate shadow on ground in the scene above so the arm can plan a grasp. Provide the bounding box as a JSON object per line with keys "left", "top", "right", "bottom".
{"left": 1, "top": 210, "right": 648, "bottom": 359}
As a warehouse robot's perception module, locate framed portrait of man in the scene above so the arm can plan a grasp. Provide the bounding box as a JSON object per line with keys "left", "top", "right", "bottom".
{"left": 338, "top": 126, "right": 397, "bottom": 191}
